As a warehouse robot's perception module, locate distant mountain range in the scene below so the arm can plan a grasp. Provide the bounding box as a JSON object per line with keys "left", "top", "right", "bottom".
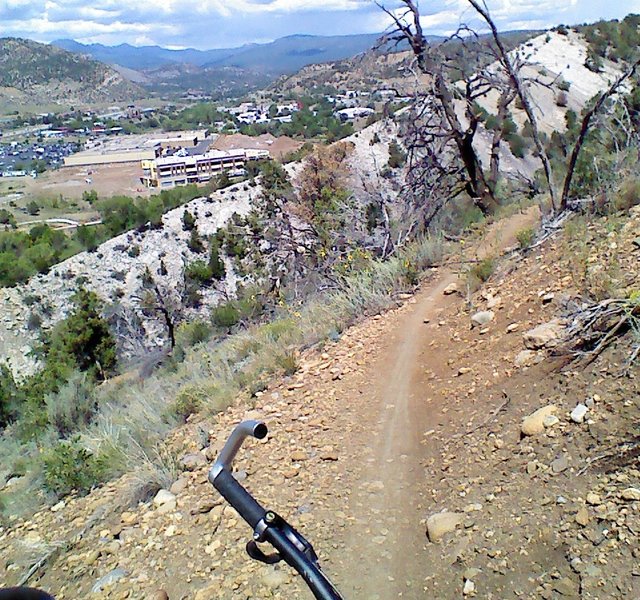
{"left": 53, "top": 33, "right": 386, "bottom": 75}
{"left": 0, "top": 37, "right": 143, "bottom": 108}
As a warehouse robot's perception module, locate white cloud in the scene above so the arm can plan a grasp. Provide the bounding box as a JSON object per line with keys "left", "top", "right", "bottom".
{"left": 1, "top": 0, "right": 638, "bottom": 49}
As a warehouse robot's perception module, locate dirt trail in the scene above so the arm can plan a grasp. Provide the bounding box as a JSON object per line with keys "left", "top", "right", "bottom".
{"left": 332, "top": 208, "right": 540, "bottom": 598}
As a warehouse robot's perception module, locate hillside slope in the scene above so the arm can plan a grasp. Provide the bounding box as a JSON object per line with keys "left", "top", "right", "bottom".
{"left": 0, "top": 38, "right": 143, "bottom": 106}
{"left": 1, "top": 207, "right": 637, "bottom": 598}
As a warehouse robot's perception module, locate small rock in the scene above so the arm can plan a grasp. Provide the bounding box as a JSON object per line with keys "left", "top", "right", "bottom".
{"left": 570, "top": 404, "right": 588, "bottom": 424}
{"left": 523, "top": 320, "right": 564, "bottom": 349}
{"left": 290, "top": 451, "right": 308, "bottom": 462}
{"left": 426, "top": 511, "right": 462, "bottom": 542}
{"left": 471, "top": 311, "right": 495, "bottom": 327}
{"left": 194, "top": 585, "right": 219, "bottom": 600}
{"left": 506, "top": 323, "right": 519, "bottom": 333}
{"left": 521, "top": 405, "right": 557, "bottom": 436}
{"left": 179, "top": 452, "right": 207, "bottom": 471}
{"left": 463, "top": 579, "right": 476, "bottom": 595}
{"left": 443, "top": 282, "right": 458, "bottom": 295}
{"left": 153, "top": 592, "right": 169, "bottom": 600}
{"left": 91, "top": 568, "right": 127, "bottom": 593}
{"left": 541, "top": 292, "right": 555, "bottom": 304}
{"left": 514, "top": 349, "right": 539, "bottom": 368}
{"left": 50, "top": 500, "right": 65, "bottom": 513}
{"left": 621, "top": 487, "right": 640, "bottom": 501}
{"left": 586, "top": 492, "right": 602, "bottom": 506}
{"left": 320, "top": 447, "right": 338, "bottom": 461}
{"left": 543, "top": 414, "right": 560, "bottom": 428}
{"left": 169, "top": 477, "right": 189, "bottom": 496}
{"left": 153, "top": 489, "right": 176, "bottom": 508}
{"left": 575, "top": 507, "right": 590, "bottom": 526}
{"left": 551, "top": 455, "right": 569, "bottom": 473}
{"left": 262, "top": 568, "right": 288, "bottom": 588}
{"left": 553, "top": 577, "right": 578, "bottom": 597}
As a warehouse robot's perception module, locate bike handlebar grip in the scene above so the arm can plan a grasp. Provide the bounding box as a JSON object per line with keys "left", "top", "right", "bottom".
{"left": 211, "top": 468, "right": 266, "bottom": 529}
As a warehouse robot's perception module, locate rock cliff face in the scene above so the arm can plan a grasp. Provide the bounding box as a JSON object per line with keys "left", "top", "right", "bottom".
{"left": 0, "top": 184, "right": 255, "bottom": 376}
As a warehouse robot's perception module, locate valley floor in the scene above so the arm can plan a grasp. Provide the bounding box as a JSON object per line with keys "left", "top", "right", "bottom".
{"left": 1, "top": 207, "right": 639, "bottom": 599}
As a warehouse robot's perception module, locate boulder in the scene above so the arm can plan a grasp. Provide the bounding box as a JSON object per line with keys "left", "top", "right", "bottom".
{"left": 523, "top": 319, "right": 565, "bottom": 349}
{"left": 521, "top": 404, "right": 558, "bottom": 436}
{"left": 426, "top": 511, "right": 462, "bottom": 542}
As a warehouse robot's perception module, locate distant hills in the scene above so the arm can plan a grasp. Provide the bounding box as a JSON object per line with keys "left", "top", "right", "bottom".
{"left": 53, "top": 33, "right": 384, "bottom": 75}
{"left": 0, "top": 37, "right": 143, "bottom": 107}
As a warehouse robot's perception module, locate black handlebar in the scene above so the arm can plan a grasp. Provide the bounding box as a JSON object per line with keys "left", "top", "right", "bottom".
{"left": 209, "top": 421, "right": 344, "bottom": 600}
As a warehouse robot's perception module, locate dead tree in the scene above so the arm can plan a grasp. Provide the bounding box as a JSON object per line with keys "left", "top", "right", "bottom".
{"left": 378, "top": 0, "right": 498, "bottom": 214}
{"left": 560, "top": 56, "right": 640, "bottom": 210}
{"left": 465, "top": 0, "right": 557, "bottom": 210}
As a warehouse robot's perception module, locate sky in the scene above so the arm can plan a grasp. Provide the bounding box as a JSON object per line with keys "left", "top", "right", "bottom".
{"left": 1, "top": 0, "right": 639, "bottom": 50}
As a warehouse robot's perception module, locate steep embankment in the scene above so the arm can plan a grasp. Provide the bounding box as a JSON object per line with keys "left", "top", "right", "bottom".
{"left": 2, "top": 206, "right": 637, "bottom": 598}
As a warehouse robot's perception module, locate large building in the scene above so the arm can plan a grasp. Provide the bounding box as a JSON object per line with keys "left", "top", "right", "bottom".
{"left": 63, "top": 130, "right": 210, "bottom": 168}
{"left": 140, "top": 148, "right": 269, "bottom": 188}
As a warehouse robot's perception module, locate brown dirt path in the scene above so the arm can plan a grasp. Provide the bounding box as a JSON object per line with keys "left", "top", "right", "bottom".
{"left": 327, "top": 207, "right": 540, "bottom": 598}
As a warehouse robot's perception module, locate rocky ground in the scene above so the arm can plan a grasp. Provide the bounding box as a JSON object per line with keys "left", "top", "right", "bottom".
{"left": 1, "top": 206, "right": 638, "bottom": 599}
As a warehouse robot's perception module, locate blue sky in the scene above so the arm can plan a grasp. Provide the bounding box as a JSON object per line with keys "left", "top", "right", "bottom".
{"left": 0, "top": 0, "right": 638, "bottom": 49}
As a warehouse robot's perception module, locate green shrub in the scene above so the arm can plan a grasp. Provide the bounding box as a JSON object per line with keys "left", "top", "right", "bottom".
{"left": 468, "top": 258, "right": 495, "bottom": 290}
{"left": 211, "top": 303, "right": 241, "bottom": 329}
{"left": 516, "top": 227, "right": 535, "bottom": 250}
{"left": 42, "top": 437, "right": 107, "bottom": 496}
{"left": 185, "top": 260, "right": 213, "bottom": 285}
{"left": 615, "top": 178, "right": 640, "bottom": 212}
{"left": 387, "top": 141, "right": 406, "bottom": 169}
{"left": 275, "top": 349, "right": 299, "bottom": 376}
{"left": 556, "top": 91, "right": 569, "bottom": 107}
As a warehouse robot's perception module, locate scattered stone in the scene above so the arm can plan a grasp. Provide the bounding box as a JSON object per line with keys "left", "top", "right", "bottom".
{"left": 443, "top": 282, "right": 458, "bottom": 295}
{"left": 471, "top": 311, "right": 495, "bottom": 327}
{"left": 570, "top": 404, "right": 588, "bottom": 424}
{"left": 169, "top": 477, "right": 189, "bottom": 496}
{"left": 541, "top": 292, "right": 555, "bottom": 304}
{"left": 621, "top": 487, "right": 640, "bottom": 501}
{"left": 153, "top": 489, "right": 176, "bottom": 508}
{"left": 543, "top": 414, "right": 560, "bottom": 428}
{"left": 50, "top": 500, "right": 65, "bottom": 513}
{"left": 521, "top": 405, "right": 558, "bottom": 436}
{"left": 153, "top": 592, "right": 169, "bottom": 600}
{"left": 290, "top": 450, "right": 308, "bottom": 462}
{"left": 180, "top": 452, "right": 207, "bottom": 471}
{"left": 426, "top": 511, "right": 462, "bottom": 542}
{"left": 91, "top": 568, "right": 127, "bottom": 593}
{"left": 262, "top": 568, "right": 288, "bottom": 588}
{"left": 320, "top": 447, "right": 338, "bottom": 461}
{"left": 551, "top": 455, "right": 569, "bottom": 473}
{"left": 553, "top": 577, "right": 578, "bottom": 597}
{"left": 575, "top": 507, "right": 590, "bottom": 526}
{"left": 523, "top": 320, "right": 564, "bottom": 349}
{"left": 514, "top": 350, "right": 540, "bottom": 368}
{"left": 506, "top": 323, "right": 519, "bottom": 333}
{"left": 194, "top": 584, "right": 219, "bottom": 600}
{"left": 463, "top": 579, "right": 476, "bottom": 595}
{"left": 586, "top": 492, "right": 602, "bottom": 506}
